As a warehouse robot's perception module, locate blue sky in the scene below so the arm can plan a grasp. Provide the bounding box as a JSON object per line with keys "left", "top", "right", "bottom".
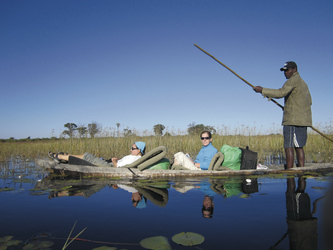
{"left": 1, "top": 0, "right": 332, "bottom": 139}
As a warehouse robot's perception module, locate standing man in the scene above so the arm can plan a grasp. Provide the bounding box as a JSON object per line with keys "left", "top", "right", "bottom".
{"left": 253, "top": 61, "right": 312, "bottom": 169}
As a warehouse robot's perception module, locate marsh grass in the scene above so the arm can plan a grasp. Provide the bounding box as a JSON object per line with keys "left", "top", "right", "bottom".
{"left": 1, "top": 126, "right": 332, "bottom": 164}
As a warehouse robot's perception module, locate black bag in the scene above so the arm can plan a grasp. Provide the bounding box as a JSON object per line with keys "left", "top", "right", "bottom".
{"left": 242, "top": 178, "right": 259, "bottom": 194}
{"left": 239, "top": 146, "right": 257, "bottom": 170}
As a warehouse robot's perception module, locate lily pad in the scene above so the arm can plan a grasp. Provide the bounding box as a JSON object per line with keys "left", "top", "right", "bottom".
{"left": 36, "top": 241, "right": 54, "bottom": 248}
{"left": 22, "top": 243, "right": 35, "bottom": 249}
{"left": 0, "top": 188, "right": 15, "bottom": 192}
{"left": 22, "top": 240, "right": 54, "bottom": 249}
{"left": 13, "top": 178, "right": 33, "bottom": 183}
{"left": 140, "top": 236, "right": 171, "bottom": 250}
{"left": 92, "top": 246, "right": 116, "bottom": 250}
{"left": 0, "top": 236, "right": 13, "bottom": 244}
{"left": 172, "top": 232, "right": 204, "bottom": 246}
{"left": 1, "top": 240, "right": 21, "bottom": 246}
{"left": 29, "top": 192, "right": 48, "bottom": 196}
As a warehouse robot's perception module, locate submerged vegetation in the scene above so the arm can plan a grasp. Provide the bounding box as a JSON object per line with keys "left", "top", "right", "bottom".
{"left": 0, "top": 124, "right": 332, "bottom": 164}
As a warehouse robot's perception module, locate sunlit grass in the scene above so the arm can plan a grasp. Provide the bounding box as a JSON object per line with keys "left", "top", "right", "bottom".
{"left": 0, "top": 125, "right": 332, "bottom": 164}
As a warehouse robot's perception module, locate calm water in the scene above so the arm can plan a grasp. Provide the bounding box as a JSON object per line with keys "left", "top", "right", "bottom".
{"left": 1, "top": 159, "right": 333, "bottom": 250}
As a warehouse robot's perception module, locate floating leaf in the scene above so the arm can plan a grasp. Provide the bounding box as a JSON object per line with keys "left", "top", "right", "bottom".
{"left": 60, "top": 186, "right": 72, "bottom": 191}
{"left": 0, "top": 236, "right": 13, "bottom": 244}
{"left": 172, "top": 232, "right": 204, "bottom": 246}
{"left": 2, "top": 240, "right": 21, "bottom": 246}
{"left": 22, "top": 240, "right": 53, "bottom": 250}
{"left": 22, "top": 243, "right": 35, "bottom": 250}
{"left": 92, "top": 246, "right": 116, "bottom": 250}
{"left": 29, "top": 192, "right": 48, "bottom": 196}
{"left": 0, "top": 245, "right": 7, "bottom": 250}
{"left": 140, "top": 236, "right": 171, "bottom": 250}
{"left": 13, "top": 178, "right": 33, "bottom": 183}
{"left": 37, "top": 241, "right": 54, "bottom": 248}
{"left": 0, "top": 188, "right": 15, "bottom": 192}
{"left": 311, "top": 186, "right": 327, "bottom": 190}
{"left": 240, "top": 194, "right": 249, "bottom": 199}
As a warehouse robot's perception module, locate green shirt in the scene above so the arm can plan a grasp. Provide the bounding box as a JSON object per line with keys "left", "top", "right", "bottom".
{"left": 262, "top": 71, "right": 312, "bottom": 126}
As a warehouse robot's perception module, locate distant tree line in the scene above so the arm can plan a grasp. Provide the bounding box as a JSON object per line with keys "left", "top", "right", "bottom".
{"left": 187, "top": 122, "right": 216, "bottom": 135}
{"left": 62, "top": 122, "right": 102, "bottom": 139}
{"left": 152, "top": 123, "right": 216, "bottom": 136}
{"left": 2, "top": 122, "right": 217, "bottom": 141}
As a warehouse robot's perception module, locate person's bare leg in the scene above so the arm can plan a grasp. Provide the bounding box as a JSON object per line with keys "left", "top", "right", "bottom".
{"left": 286, "top": 177, "right": 296, "bottom": 192}
{"left": 295, "top": 147, "right": 305, "bottom": 167}
{"left": 173, "top": 158, "right": 179, "bottom": 165}
{"left": 57, "top": 154, "right": 84, "bottom": 161}
{"left": 297, "top": 176, "right": 306, "bottom": 192}
{"left": 285, "top": 147, "right": 294, "bottom": 169}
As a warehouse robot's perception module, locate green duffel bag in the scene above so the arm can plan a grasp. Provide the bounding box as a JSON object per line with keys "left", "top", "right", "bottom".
{"left": 146, "top": 158, "right": 170, "bottom": 170}
{"left": 220, "top": 145, "right": 242, "bottom": 170}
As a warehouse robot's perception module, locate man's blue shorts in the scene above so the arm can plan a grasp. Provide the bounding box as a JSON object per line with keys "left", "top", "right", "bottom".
{"left": 283, "top": 125, "right": 308, "bottom": 148}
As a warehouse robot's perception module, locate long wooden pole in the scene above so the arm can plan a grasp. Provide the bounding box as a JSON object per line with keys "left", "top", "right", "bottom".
{"left": 194, "top": 44, "right": 333, "bottom": 143}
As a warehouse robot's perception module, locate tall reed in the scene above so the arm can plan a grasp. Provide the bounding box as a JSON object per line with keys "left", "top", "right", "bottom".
{"left": 1, "top": 125, "right": 332, "bottom": 164}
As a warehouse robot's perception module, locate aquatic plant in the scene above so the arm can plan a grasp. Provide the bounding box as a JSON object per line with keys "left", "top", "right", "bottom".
{"left": 140, "top": 236, "right": 171, "bottom": 250}
{"left": 172, "top": 232, "right": 205, "bottom": 247}
{"left": 62, "top": 221, "right": 87, "bottom": 250}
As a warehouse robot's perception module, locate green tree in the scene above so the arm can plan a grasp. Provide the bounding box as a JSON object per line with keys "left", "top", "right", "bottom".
{"left": 62, "top": 123, "right": 77, "bottom": 138}
{"left": 153, "top": 124, "right": 165, "bottom": 136}
{"left": 88, "top": 122, "right": 101, "bottom": 138}
{"left": 124, "top": 128, "right": 135, "bottom": 137}
{"left": 77, "top": 125, "right": 87, "bottom": 138}
{"left": 187, "top": 123, "right": 216, "bottom": 135}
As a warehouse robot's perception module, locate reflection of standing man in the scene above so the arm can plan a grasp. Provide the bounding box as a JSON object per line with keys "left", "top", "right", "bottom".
{"left": 254, "top": 61, "right": 312, "bottom": 169}
{"left": 285, "top": 177, "right": 317, "bottom": 249}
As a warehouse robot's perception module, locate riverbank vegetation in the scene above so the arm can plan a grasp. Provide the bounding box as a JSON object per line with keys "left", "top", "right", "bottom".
{"left": 1, "top": 127, "right": 332, "bottom": 164}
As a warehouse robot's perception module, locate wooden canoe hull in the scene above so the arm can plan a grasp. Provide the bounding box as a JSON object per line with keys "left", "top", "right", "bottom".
{"left": 36, "top": 159, "right": 333, "bottom": 179}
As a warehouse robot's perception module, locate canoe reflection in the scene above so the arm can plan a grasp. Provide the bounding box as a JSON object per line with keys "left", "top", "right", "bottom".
{"left": 173, "top": 177, "right": 259, "bottom": 198}
{"left": 35, "top": 176, "right": 259, "bottom": 211}
{"left": 173, "top": 177, "right": 259, "bottom": 219}
{"left": 34, "top": 176, "right": 169, "bottom": 208}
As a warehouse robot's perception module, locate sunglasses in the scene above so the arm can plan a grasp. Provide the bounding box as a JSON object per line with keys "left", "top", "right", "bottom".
{"left": 131, "top": 147, "right": 139, "bottom": 150}
{"left": 201, "top": 137, "right": 211, "bottom": 140}
{"left": 132, "top": 199, "right": 139, "bottom": 204}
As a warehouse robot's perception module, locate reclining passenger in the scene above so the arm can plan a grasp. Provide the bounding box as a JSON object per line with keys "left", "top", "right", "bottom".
{"left": 48, "top": 141, "right": 146, "bottom": 168}
{"left": 172, "top": 131, "right": 217, "bottom": 170}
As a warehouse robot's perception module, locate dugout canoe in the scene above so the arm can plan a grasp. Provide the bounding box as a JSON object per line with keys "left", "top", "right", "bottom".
{"left": 35, "top": 158, "right": 333, "bottom": 179}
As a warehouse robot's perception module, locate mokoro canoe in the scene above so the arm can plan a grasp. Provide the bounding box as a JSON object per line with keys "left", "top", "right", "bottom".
{"left": 35, "top": 158, "right": 333, "bottom": 179}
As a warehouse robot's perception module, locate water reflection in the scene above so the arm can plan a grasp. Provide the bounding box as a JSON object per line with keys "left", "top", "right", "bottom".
{"left": 1, "top": 160, "right": 331, "bottom": 249}
{"left": 35, "top": 175, "right": 262, "bottom": 212}
{"left": 285, "top": 177, "right": 318, "bottom": 250}
{"left": 173, "top": 178, "right": 259, "bottom": 219}
{"left": 34, "top": 176, "right": 170, "bottom": 210}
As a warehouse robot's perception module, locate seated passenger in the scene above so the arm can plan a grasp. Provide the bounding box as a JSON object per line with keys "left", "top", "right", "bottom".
{"left": 48, "top": 141, "right": 146, "bottom": 168}
{"left": 173, "top": 131, "right": 218, "bottom": 170}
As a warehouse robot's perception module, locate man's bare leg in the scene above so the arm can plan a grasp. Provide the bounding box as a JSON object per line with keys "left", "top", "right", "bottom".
{"left": 295, "top": 147, "right": 305, "bottom": 167}
{"left": 285, "top": 147, "right": 294, "bottom": 169}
